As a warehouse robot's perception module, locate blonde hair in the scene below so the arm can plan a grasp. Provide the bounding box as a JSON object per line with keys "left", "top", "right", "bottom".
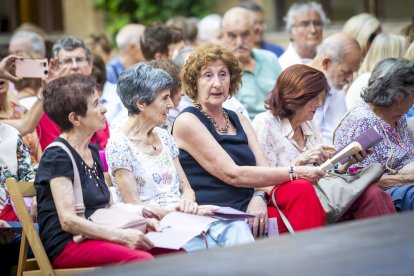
{"left": 359, "top": 33, "right": 408, "bottom": 74}
{"left": 342, "top": 13, "right": 381, "bottom": 57}
{"left": 405, "top": 42, "right": 414, "bottom": 60}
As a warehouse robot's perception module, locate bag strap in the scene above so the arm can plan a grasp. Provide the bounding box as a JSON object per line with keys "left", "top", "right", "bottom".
{"left": 46, "top": 141, "right": 85, "bottom": 217}
{"left": 271, "top": 189, "right": 295, "bottom": 235}
{"left": 332, "top": 105, "right": 359, "bottom": 145}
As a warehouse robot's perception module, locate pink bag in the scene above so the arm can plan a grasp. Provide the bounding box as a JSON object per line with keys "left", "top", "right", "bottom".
{"left": 48, "top": 142, "right": 147, "bottom": 243}
{"left": 88, "top": 203, "right": 147, "bottom": 231}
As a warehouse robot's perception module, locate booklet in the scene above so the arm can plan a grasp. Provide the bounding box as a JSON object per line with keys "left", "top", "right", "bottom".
{"left": 213, "top": 207, "right": 255, "bottom": 220}
{"left": 319, "top": 127, "right": 383, "bottom": 171}
{"left": 146, "top": 212, "right": 218, "bottom": 250}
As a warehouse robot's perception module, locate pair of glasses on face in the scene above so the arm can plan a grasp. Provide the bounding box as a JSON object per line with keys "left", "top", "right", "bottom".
{"left": 294, "top": 20, "right": 323, "bottom": 30}
{"left": 58, "top": 56, "right": 88, "bottom": 67}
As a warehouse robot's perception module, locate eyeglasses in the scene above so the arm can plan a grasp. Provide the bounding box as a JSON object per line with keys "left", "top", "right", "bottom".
{"left": 294, "top": 20, "right": 323, "bottom": 30}
{"left": 58, "top": 56, "right": 88, "bottom": 67}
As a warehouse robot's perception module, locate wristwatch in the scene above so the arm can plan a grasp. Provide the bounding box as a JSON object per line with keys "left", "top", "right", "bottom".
{"left": 253, "top": 191, "right": 270, "bottom": 204}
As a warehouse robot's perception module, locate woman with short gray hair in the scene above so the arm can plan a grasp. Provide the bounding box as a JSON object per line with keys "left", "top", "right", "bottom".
{"left": 106, "top": 63, "right": 254, "bottom": 252}
{"left": 335, "top": 58, "right": 414, "bottom": 211}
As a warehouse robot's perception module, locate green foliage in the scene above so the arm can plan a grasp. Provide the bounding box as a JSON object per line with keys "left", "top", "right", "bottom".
{"left": 93, "top": 0, "right": 216, "bottom": 39}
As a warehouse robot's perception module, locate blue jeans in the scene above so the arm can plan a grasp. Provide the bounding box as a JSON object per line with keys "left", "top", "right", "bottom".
{"left": 183, "top": 220, "right": 254, "bottom": 252}
{"left": 387, "top": 184, "right": 414, "bottom": 211}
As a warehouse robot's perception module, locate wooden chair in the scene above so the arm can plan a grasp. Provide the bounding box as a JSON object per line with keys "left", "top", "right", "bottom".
{"left": 5, "top": 178, "right": 99, "bottom": 276}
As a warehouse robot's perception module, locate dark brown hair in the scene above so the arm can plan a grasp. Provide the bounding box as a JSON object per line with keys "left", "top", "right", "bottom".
{"left": 44, "top": 74, "right": 97, "bottom": 131}
{"left": 146, "top": 60, "right": 181, "bottom": 97}
{"left": 265, "top": 64, "right": 328, "bottom": 118}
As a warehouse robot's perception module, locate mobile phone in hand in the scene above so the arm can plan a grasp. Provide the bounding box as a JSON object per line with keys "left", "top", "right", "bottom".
{"left": 15, "top": 59, "right": 49, "bottom": 78}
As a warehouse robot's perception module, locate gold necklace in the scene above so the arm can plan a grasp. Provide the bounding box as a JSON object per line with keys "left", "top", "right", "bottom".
{"left": 194, "top": 103, "right": 230, "bottom": 134}
{"left": 128, "top": 133, "right": 157, "bottom": 151}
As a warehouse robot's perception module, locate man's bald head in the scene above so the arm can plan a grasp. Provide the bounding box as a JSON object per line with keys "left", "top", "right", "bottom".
{"left": 313, "top": 32, "right": 361, "bottom": 90}
{"left": 222, "top": 7, "right": 256, "bottom": 64}
{"left": 116, "top": 24, "right": 145, "bottom": 52}
{"left": 115, "top": 24, "right": 146, "bottom": 65}
{"left": 316, "top": 32, "right": 361, "bottom": 62}
{"left": 222, "top": 7, "right": 254, "bottom": 28}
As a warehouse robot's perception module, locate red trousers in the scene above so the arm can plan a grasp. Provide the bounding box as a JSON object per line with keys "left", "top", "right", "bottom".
{"left": 338, "top": 184, "right": 396, "bottom": 221}
{"left": 268, "top": 179, "right": 326, "bottom": 233}
{"left": 53, "top": 240, "right": 154, "bottom": 269}
{"left": 0, "top": 205, "right": 19, "bottom": 221}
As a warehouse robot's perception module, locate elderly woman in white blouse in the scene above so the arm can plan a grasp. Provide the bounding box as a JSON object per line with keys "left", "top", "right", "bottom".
{"left": 252, "top": 64, "right": 395, "bottom": 222}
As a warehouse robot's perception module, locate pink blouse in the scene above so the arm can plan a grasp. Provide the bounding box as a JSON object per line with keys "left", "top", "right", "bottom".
{"left": 252, "top": 111, "right": 322, "bottom": 167}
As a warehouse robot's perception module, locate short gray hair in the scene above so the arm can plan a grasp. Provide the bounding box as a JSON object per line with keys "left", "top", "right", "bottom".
{"left": 10, "top": 31, "right": 46, "bottom": 57}
{"left": 362, "top": 58, "right": 414, "bottom": 106}
{"left": 52, "top": 36, "right": 92, "bottom": 63}
{"left": 316, "top": 33, "right": 361, "bottom": 62}
{"left": 284, "top": 2, "right": 329, "bottom": 33}
{"left": 173, "top": 45, "right": 194, "bottom": 69}
{"left": 117, "top": 63, "right": 173, "bottom": 116}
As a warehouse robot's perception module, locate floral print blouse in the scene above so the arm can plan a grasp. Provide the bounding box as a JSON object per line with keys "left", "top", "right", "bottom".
{"left": 106, "top": 127, "right": 181, "bottom": 208}
{"left": 0, "top": 130, "right": 35, "bottom": 209}
{"left": 252, "top": 111, "right": 322, "bottom": 167}
{"left": 334, "top": 103, "right": 414, "bottom": 173}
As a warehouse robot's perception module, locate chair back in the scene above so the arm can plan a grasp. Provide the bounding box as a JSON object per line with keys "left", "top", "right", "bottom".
{"left": 5, "top": 178, "right": 98, "bottom": 276}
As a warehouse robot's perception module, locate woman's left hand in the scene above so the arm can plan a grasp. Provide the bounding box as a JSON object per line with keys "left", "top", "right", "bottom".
{"left": 176, "top": 199, "right": 198, "bottom": 215}
{"left": 146, "top": 218, "right": 161, "bottom": 232}
{"left": 246, "top": 196, "right": 268, "bottom": 238}
{"left": 0, "top": 55, "right": 22, "bottom": 82}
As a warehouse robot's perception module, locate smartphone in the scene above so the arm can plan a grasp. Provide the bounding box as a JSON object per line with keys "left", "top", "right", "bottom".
{"left": 15, "top": 59, "right": 49, "bottom": 78}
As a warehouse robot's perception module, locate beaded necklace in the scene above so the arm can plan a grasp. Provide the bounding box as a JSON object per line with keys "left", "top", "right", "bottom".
{"left": 194, "top": 103, "right": 230, "bottom": 134}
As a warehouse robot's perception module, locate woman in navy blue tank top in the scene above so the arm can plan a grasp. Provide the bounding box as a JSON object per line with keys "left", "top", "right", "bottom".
{"left": 173, "top": 44, "right": 327, "bottom": 237}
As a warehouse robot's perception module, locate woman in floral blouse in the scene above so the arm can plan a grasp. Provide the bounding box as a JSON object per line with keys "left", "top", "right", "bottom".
{"left": 252, "top": 64, "right": 395, "bottom": 222}
{"left": 334, "top": 58, "right": 414, "bottom": 211}
{"left": 106, "top": 63, "right": 254, "bottom": 252}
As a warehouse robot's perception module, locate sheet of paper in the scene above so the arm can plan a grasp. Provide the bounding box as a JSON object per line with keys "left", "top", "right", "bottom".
{"left": 146, "top": 212, "right": 217, "bottom": 250}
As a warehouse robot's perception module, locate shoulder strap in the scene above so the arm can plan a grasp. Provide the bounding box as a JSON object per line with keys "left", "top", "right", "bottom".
{"left": 271, "top": 190, "right": 296, "bottom": 235}
{"left": 332, "top": 105, "right": 359, "bottom": 145}
{"left": 46, "top": 141, "right": 85, "bottom": 217}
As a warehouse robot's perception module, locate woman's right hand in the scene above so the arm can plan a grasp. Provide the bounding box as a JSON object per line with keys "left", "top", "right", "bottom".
{"left": 295, "top": 166, "right": 326, "bottom": 183}
{"left": 295, "top": 145, "right": 336, "bottom": 166}
{"left": 0, "top": 55, "right": 21, "bottom": 82}
{"left": 116, "top": 228, "right": 154, "bottom": 250}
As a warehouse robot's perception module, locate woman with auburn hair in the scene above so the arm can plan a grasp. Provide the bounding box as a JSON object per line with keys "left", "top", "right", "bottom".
{"left": 173, "top": 44, "right": 327, "bottom": 236}
{"left": 252, "top": 64, "right": 395, "bottom": 223}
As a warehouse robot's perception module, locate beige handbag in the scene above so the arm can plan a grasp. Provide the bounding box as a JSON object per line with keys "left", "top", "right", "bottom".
{"left": 314, "top": 162, "right": 384, "bottom": 224}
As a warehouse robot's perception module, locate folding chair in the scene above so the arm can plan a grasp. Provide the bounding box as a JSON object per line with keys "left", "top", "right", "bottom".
{"left": 5, "top": 178, "right": 99, "bottom": 276}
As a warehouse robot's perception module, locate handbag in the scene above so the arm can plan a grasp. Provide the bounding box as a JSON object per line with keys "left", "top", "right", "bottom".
{"left": 271, "top": 163, "right": 384, "bottom": 233}
{"left": 314, "top": 162, "right": 384, "bottom": 224}
{"left": 47, "top": 142, "right": 147, "bottom": 243}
